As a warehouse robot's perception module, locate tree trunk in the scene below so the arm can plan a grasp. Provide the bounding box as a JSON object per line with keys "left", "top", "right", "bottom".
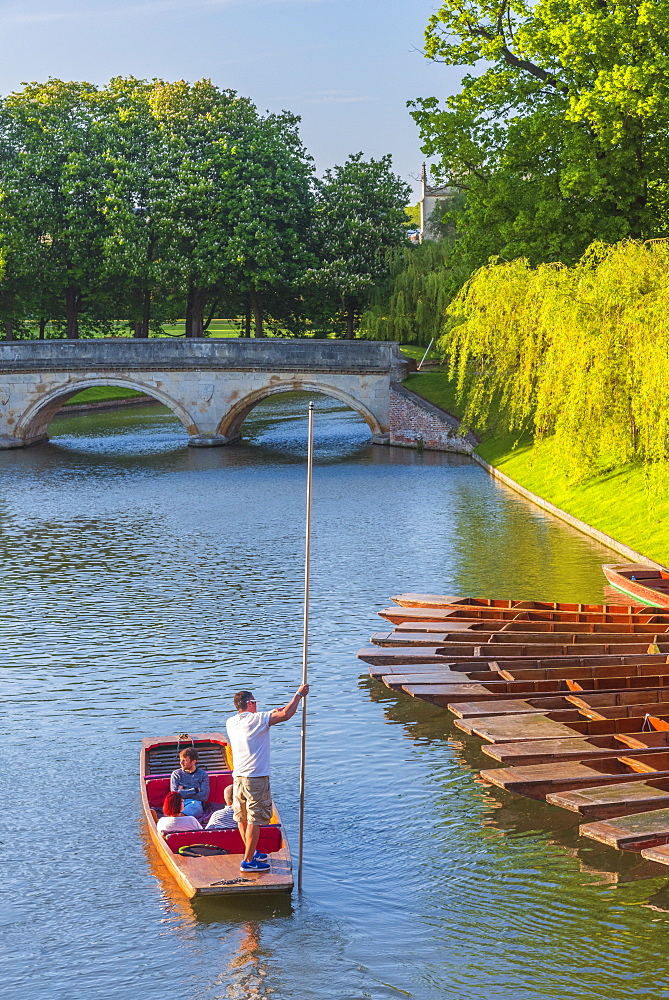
{"left": 249, "top": 288, "right": 264, "bottom": 337}
{"left": 185, "top": 287, "right": 207, "bottom": 338}
{"left": 4, "top": 319, "right": 13, "bottom": 341}
{"left": 345, "top": 300, "right": 355, "bottom": 340}
{"left": 39, "top": 318, "right": 47, "bottom": 340}
{"left": 65, "top": 286, "right": 79, "bottom": 340}
{"left": 244, "top": 295, "right": 251, "bottom": 338}
{"left": 133, "top": 288, "right": 151, "bottom": 338}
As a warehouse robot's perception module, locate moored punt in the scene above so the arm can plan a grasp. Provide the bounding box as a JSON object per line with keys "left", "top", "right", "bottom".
{"left": 391, "top": 594, "right": 654, "bottom": 613}
{"left": 457, "top": 707, "right": 669, "bottom": 740}
{"left": 391, "top": 618, "right": 669, "bottom": 635}
{"left": 548, "top": 778, "right": 669, "bottom": 821}
{"left": 141, "top": 734, "right": 293, "bottom": 897}
{"left": 450, "top": 687, "right": 669, "bottom": 723}
{"left": 358, "top": 641, "right": 658, "bottom": 665}
{"left": 479, "top": 751, "right": 669, "bottom": 800}
{"left": 379, "top": 658, "right": 669, "bottom": 688}
{"left": 367, "top": 652, "right": 669, "bottom": 679}
{"left": 482, "top": 729, "right": 669, "bottom": 767}
{"left": 583, "top": 809, "right": 669, "bottom": 852}
{"left": 603, "top": 563, "right": 669, "bottom": 609}
{"left": 379, "top": 605, "right": 669, "bottom": 626}
{"left": 371, "top": 626, "right": 669, "bottom": 646}
{"left": 397, "top": 674, "right": 669, "bottom": 708}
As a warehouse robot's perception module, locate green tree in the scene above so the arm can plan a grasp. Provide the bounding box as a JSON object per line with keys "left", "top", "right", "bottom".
{"left": 226, "top": 111, "right": 315, "bottom": 337}
{"left": 0, "top": 80, "right": 113, "bottom": 338}
{"left": 411, "top": 0, "right": 669, "bottom": 266}
{"left": 308, "top": 154, "right": 411, "bottom": 338}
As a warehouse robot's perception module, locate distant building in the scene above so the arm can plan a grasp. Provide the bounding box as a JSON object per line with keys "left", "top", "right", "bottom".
{"left": 419, "top": 163, "right": 455, "bottom": 242}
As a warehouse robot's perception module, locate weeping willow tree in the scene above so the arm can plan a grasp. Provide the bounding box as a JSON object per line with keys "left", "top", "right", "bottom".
{"left": 445, "top": 240, "right": 669, "bottom": 484}
{"left": 360, "top": 241, "right": 466, "bottom": 345}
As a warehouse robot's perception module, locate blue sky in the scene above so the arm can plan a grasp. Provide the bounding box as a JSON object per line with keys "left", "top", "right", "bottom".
{"left": 0, "top": 0, "right": 465, "bottom": 199}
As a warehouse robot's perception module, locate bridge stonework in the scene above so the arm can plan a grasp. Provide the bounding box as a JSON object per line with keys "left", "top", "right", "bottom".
{"left": 0, "top": 339, "right": 412, "bottom": 449}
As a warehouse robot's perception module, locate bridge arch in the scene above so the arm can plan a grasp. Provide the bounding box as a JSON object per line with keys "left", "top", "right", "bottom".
{"left": 217, "top": 380, "right": 383, "bottom": 441}
{"left": 15, "top": 376, "right": 198, "bottom": 445}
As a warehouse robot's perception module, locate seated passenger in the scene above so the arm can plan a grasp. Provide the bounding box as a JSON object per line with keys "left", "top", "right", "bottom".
{"left": 170, "top": 747, "right": 210, "bottom": 817}
{"left": 157, "top": 792, "right": 203, "bottom": 834}
{"left": 206, "top": 784, "right": 236, "bottom": 830}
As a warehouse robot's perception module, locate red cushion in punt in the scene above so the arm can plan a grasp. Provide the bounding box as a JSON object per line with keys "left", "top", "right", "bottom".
{"left": 163, "top": 825, "right": 283, "bottom": 855}
{"left": 146, "top": 771, "right": 233, "bottom": 808}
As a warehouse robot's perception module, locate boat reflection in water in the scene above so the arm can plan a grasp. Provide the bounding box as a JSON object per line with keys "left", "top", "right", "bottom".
{"left": 141, "top": 828, "right": 292, "bottom": 999}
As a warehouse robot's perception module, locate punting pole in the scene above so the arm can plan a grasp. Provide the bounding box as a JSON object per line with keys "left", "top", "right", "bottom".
{"left": 297, "top": 400, "right": 314, "bottom": 892}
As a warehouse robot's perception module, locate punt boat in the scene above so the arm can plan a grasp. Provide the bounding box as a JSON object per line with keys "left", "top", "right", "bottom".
{"left": 141, "top": 733, "right": 293, "bottom": 898}
{"left": 390, "top": 594, "right": 655, "bottom": 613}
{"left": 358, "top": 642, "right": 660, "bottom": 665}
{"left": 371, "top": 625, "right": 669, "bottom": 646}
{"left": 366, "top": 652, "right": 669, "bottom": 680}
{"left": 456, "top": 705, "right": 669, "bottom": 740}
{"left": 379, "top": 606, "right": 669, "bottom": 626}
{"left": 482, "top": 719, "right": 669, "bottom": 767}
{"left": 391, "top": 617, "right": 669, "bottom": 634}
{"left": 602, "top": 564, "right": 669, "bottom": 608}
{"left": 479, "top": 749, "right": 669, "bottom": 800}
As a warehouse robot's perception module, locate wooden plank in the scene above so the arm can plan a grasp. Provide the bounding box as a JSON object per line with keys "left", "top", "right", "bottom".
{"left": 547, "top": 778, "right": 669, "bottom": 820}
{"left": 392, "top": 619, "right": 669, "bottom": 636}
{"left": 361, "top": 642, "right": 658, "bottom": 663}
{"left": 369, "top": 653, "right": 669, "bottom": 678}
{"left": 372, "top": 629, "right": 669, "bottom": 647}
{"left": 401, "top": 679, "right": 669, "bottom": 709}
{"left": 458, "top": 706, "right": 669, "bottom": 741}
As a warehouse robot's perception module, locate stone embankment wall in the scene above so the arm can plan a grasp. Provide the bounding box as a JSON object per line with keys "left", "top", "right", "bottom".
{"left": 388, "top": 382, "right": 477, "bottom": 454}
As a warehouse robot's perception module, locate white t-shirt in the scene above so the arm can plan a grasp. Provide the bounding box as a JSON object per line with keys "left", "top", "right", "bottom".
{"left": 157, "top": 815, "right": 203, "bottom": 834}
{"left": 226, "top": 710, "right": 273, "bottom": 776}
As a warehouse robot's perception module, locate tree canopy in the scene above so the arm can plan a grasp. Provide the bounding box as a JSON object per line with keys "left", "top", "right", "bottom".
{"left": 410, "top": 0, "right": 669, "bottom": 266}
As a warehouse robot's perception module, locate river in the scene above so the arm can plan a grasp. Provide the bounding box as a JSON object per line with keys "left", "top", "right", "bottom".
{"left": 2, "top": 392, "right": 668, "bottom": 1000}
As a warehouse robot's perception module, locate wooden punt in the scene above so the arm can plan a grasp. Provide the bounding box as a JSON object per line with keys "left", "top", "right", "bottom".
{"left": 548, "top": 778, "right": 669, "bottom": 821}
{"left": 368, "top": 652, "right": 669, "bottom": 679}
{"left": 391, "top": 594, "right": 654, "bottom": 613}
{"left": 371, "top": 625, "right": 669, "bottom": 646}
{"left": 603, "top": 563, "right": 669, "bottom": 608}
{"left": 480, "top": 750, "right": 669, "bottom": 800}
{"left": 379, "top": 605, "right": 669, "bottom": 626}
{"left": 141, "top": 734, "right": 293, "bottom": 898}
{"left": 391, "top": 618, "right": 669, "bottom": 636}
{"left": 641, "top": 842, "right": 669, "bottom": 865}
{"left": 380, "top": 658, "right": 669, "bottom": 689}
{"left": 580, "top": 809, "right": 669, "bottom": 852}
{"left": 358, "top": 641, "right": 658, "bottom": 665}
{"left": 450, "top": 687, "right": 669, "bottom": 723}
{"left": 456, "top": 707, "right": 669, "bottom": 741}
{"left": 482, "top": 728, "right": 669, "bottom": 767}
{"left": 397, "top": 674, "right": 669, "bottom": 708}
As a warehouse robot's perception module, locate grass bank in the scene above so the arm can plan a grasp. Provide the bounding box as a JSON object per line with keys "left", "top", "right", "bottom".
{"left": 63, "top": 387, "right": 148, "bottom": 406}
{"left": 403, "top": 370, "right": 669, "bottom": 566}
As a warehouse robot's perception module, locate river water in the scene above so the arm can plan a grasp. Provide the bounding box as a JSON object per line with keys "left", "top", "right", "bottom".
{"left": 2, "top": 392, "right": 668, "bottom": 1000}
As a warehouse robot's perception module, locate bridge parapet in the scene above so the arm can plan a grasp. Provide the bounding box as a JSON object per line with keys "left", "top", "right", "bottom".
{"left": 0, "top": 338, "right": 411, "bottom": 377}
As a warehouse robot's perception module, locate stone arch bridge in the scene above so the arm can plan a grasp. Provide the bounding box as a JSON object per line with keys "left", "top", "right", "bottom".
{"left": 0, "top": 339, "right": 413, "bottom": 449}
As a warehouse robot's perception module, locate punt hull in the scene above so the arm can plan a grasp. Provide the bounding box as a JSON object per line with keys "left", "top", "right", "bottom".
{"left": 602, "top": 563, "right": 669, "bottom": 609}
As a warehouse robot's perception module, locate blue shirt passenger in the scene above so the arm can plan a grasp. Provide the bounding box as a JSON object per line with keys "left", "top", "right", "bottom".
{"left": 170, "top": 749, "right": 209, "bottom": 817}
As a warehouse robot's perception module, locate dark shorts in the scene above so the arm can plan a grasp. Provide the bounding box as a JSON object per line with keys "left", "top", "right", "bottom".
{"left": 233, "top": 776, "right": 273, "bottom": 825}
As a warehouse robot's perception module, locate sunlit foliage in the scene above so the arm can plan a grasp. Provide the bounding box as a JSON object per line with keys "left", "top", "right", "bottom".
{"left": 445, "top": 240, "right": 669, "bottom": 484}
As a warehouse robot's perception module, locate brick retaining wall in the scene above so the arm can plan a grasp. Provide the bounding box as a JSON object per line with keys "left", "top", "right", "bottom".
{"left": 389, "top": 382, "right": 478, "bottom": 454}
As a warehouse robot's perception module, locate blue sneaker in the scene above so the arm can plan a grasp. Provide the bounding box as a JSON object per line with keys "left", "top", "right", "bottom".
{"left": 240, "top": 858, "right": 271, "bottom": 873}
{"left": 253, "top": 850, "right": 268, "bottom": 861}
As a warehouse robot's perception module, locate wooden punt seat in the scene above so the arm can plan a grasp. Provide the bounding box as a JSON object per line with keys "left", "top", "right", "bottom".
{"left": 582, "top": 808, "right": 669, "bottom": 852}
{"left": 547, "top": 778, "right": 669, "bottom": 820}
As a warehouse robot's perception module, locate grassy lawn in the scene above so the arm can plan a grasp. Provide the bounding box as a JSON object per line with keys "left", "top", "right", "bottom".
{"left": 404, "top": 370, "right": 669, "bottom": 566}
{"left": 63, "top": 387, "right": 148, "bottom": 406}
